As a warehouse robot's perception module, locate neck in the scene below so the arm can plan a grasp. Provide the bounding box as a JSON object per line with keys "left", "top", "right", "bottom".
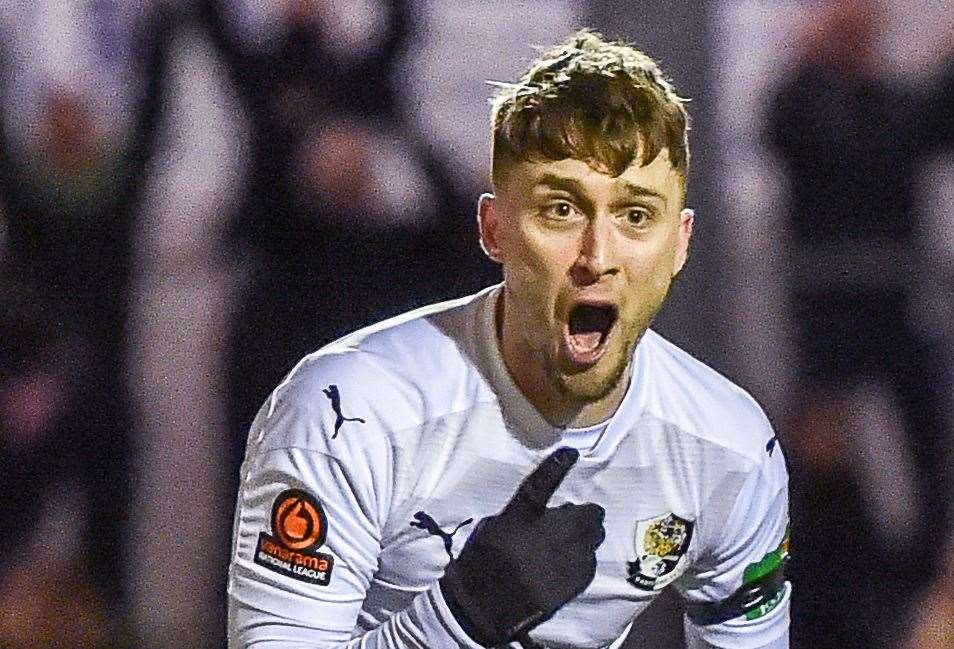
{"left": 496, "top": 290, "right": 630, "bottom": 428}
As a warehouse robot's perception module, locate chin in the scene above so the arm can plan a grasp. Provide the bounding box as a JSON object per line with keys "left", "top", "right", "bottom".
{"left": 555, "top": 352, "right": 630, "bottom": 403}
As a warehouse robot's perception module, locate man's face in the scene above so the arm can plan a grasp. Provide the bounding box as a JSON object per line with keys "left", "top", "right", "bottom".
{"left": 479, "top": 151, "right": 693, "bottom": 405}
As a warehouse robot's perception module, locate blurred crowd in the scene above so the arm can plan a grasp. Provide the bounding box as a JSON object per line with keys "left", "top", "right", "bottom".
{"left": 0, "top": 1, "right": 951, "bottom": 648}
{"left": 0, "top": 1, "right": 497, "bottom": 646}
{"left": 769, "top": 2, "right": 954, "bottom": 648}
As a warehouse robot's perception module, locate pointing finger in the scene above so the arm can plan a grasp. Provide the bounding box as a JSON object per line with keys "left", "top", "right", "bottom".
{"left": 503, "top": 447, "right": 579, "bottom": 518}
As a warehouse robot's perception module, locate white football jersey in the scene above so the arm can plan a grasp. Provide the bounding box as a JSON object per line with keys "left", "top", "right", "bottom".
{"left": 228, "top": 285, "right": 790, "bottom": 648}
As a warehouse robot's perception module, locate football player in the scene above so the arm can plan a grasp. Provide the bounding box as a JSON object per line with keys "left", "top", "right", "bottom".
{"left": 228, "top": 30, "right": 790, "bottom": 649}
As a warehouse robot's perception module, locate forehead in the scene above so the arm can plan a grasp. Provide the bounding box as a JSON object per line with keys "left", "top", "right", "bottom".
{"left": 500, "top": 149, "right": 684, "bottom": 206}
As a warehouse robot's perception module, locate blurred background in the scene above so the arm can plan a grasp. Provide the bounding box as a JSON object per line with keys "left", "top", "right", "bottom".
{"left": 0, "top": 0, "right": 951, "bottom": 647}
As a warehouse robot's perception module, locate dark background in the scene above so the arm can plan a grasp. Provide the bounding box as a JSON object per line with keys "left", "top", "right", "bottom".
{"left": 0, "top": 1, "right": 951, "bottom": 647}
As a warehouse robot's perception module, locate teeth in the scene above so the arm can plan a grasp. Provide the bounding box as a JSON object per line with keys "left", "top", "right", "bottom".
{"left": 565, "top": 303, "right": 617, "bottom": 363}
{"left": 570, "top": 331, "right": 603, "bottom": 352}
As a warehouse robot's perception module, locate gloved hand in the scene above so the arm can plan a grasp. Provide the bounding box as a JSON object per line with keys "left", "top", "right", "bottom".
{"left": 439, "top": 447, "right": 605, "bottom": 647}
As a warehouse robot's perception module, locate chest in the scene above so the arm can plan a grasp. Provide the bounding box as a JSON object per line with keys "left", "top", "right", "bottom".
{"left": 365, "top": 457, "right": 708, "bottom": 648}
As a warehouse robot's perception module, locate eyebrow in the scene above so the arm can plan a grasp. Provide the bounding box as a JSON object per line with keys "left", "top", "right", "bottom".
{"left": 615, "top": 179, "right": 668, "bottom": 207}
{"left": 536, "top": 174, "right": 595, "bottom": 214}
{"left": 536, "top": 174, "right": 668, "bottom": 209}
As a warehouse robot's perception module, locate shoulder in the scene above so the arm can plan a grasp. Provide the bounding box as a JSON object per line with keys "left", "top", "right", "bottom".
{"left": 251, "top": 290, "right": 493, "bottom": 455}
{"left": 637, "top": 329, "right": 778, "bottom": 468}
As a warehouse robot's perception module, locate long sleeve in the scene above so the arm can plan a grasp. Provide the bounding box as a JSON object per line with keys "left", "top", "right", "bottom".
{"left": 677, "top": 433, "right": 791, "bottom": 649}
{"left": 229, "top": 445, "right": 486, "bottom": 648}
{"left": 227, "top": 352, "right": 485, "bottom": 649}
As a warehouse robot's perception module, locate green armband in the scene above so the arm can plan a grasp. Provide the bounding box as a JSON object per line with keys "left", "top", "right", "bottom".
{"left": 687, "top": 527, "right": 790, "bottom": 626}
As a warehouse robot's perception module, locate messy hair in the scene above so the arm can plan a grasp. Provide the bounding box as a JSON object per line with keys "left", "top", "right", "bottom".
{"left": 490, "top": 30, "right": 690, "bottom": 187}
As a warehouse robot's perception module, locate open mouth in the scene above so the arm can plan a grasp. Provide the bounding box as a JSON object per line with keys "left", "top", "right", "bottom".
{"left": 563, "top": 303, "right": 618, "bottom": 366}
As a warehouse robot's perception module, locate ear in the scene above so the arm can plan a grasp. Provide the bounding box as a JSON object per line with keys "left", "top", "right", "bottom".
{"left": 672, "top": 208, "right": 694, "bottom": 276}
{"left": 477, "top": 193, "right": 502, "bottom": 262}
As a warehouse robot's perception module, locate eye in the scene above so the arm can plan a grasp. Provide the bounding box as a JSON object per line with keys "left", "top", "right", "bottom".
{"left": 624, "top": 207, "right": 652, "bottom": 228}
{"left": 544, "top": 201, "right": 577, "bottom": 220}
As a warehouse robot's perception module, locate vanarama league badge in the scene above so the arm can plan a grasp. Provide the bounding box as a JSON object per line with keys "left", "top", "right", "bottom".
{"left": 254, "top": 488, "right": 335, "bottom": 586}
{"left": 627, "top": 512, "right": 694, "bottom": 590}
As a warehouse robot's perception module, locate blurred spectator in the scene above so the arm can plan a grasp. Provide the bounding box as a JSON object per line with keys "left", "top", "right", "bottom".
{"left": 905, "top": 546, "right": 954, "bottom": 649}
{"left": 0, "top": 557, "right": 118, "bottom": 649}
{"left": 197, "top": 0, "right": 496, "bottom": 484}
{"left": 0, "top": 3, "right": 178, "bottom": 641}
{"left": 0, "top": 271, "right": 120, "bottom": 648}
{"left": 785, "top": 392, "right": 915, "bottom": 648}
{"left": 0, "top": 277, "right": 86, "bottom": 546}
{"left": 769, "top": 1, "right": 954, "bottom": 647}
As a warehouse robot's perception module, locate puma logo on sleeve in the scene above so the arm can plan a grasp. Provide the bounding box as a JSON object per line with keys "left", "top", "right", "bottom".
{"left": 322, "top": 384, "right": 366, "bottom": 439}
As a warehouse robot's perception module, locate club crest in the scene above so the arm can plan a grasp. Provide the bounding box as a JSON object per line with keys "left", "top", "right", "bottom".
{"left": 627, "top": 512, "right": 694, "bottom": 591}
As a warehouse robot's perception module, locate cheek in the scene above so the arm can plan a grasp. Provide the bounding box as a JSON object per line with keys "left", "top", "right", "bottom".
{"left": 624, "top": 243, "right": 679, "bottom": 294}
{"left": 500, "top": 225, "right": 575, "bottom": 335}
{"left": 505, "top": 223, "right": 575, "bottom": 287}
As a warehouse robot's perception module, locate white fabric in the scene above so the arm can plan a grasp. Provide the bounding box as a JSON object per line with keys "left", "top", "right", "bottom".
{"left": 228, "top": 285, "right": 790, "bottom": 648}
{"left": 560, "top": 419, "right": 610, "bottom": 453}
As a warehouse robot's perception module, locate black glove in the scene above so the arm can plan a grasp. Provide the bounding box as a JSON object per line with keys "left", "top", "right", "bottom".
{"left": 439, "top": 447, "right": 605, "bottom": 647}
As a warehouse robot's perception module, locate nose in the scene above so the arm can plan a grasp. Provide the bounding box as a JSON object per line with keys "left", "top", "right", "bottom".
{"left": 570, "top": 217, "right": 617, "bottom": 286}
